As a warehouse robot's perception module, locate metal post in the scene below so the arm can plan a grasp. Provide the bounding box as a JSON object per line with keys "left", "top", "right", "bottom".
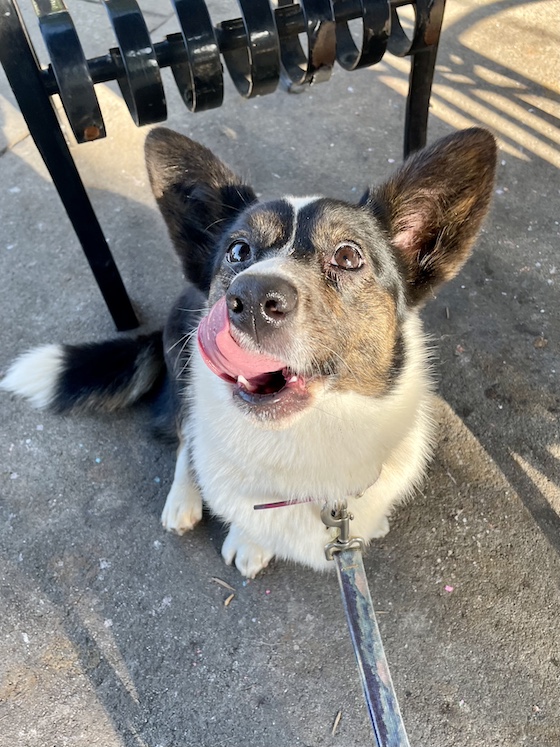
{"left": 0, "top": 0, "right": 139, "bottom": 330}
{"left": 404, "top": 44, "right": 439, "bottom": 157}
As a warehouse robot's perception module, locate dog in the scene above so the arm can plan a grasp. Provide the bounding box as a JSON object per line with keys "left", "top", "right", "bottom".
{"left": 1, "top": 127, "right": 497, "bottom": 577}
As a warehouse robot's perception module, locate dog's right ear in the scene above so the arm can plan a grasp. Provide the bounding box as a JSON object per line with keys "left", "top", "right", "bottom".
{"left": 145, "top": 128, "right": 257, "bottom": 294}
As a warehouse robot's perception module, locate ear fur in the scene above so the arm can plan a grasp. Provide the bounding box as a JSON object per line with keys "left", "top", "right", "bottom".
{"left": 145, "top": 127, "right": 257, "bottom": 294}
{"left": 364, "top": 128, "right": 497, "bottom": 305}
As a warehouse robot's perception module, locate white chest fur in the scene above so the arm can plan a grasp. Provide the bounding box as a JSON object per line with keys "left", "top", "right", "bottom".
{"left": 188, "top": 314, "right": 434, "bottom": 570}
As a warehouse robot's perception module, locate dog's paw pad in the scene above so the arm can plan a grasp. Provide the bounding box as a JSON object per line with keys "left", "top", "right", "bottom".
{"left": 222, "top": 529, "right": 273, "bottom": 579}
{"left": 161, "top": 487, "right": 202, "bottom": 535}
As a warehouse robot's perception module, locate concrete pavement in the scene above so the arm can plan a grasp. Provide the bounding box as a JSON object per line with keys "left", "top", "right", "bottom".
{"left": 1, "top": 1, "right": 559, "bottom": 745}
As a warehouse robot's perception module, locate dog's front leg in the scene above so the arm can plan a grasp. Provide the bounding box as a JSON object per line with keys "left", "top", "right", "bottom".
{"left": 221, "top": 524, "right": 274, "bottom": 579}
{"left": 161, "top": 438, "right": 202, "bottom": 534}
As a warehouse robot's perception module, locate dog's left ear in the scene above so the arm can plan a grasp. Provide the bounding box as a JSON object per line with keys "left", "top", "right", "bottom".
{"left": 364, "top": 128, "right": 497, "bottom": 305}
{"left": 145, "top": 127, "right": 257, "bottom": 294}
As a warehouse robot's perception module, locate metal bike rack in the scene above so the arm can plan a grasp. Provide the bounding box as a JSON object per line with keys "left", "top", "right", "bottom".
{"left": 0, "top": 0, "right": 445, "bottom": 330}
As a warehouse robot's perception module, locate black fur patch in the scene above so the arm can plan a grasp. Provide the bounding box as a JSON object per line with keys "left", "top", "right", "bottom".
{"left": 386, "top": 333, "right": 406, "bottom": 389}
{"left": 172, "top": 182, "right": 257, "bottom": 294}
{"left": 154, "top": 284, "right": 207, "bottom": 441}
{"left": 54, "top": 333, "right": 164, "bottom": 412}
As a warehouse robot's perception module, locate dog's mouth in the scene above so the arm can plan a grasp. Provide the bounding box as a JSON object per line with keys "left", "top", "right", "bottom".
{"left": 197, "top": 297, "right": 312, "bottom": 418}
{"left": 233, "top": 367, "right": 307, "bottom": 402}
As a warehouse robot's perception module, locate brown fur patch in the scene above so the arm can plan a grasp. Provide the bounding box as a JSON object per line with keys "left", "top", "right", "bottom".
{"left": 278, "top": 201, "right": 402, "bottom": 398}
{"left": 245, "top": 206, "right": 292, "bottom": 249}
{"left": 306, "top": 203, "right": 367, "bottom": 252}
{"left": 311, "top": 280, "right": 399, "bottom": 398}
{"left": 241, "top": 251, "right": 400, "bottom": 400}
{"left": 334, "top": 288, "right": 399, "bottom": 397}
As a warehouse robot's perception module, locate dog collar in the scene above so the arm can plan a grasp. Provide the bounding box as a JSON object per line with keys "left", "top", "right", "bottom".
{"left": 253, "top": 497, "right": 313, "bottom": 510}
{"left": 253, "top": 482, "right": 375, "bottom": 511}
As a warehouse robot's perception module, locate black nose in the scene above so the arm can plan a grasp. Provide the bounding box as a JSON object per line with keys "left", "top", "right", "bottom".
{"left": 226, "top": 274, "right": 298, "bottom": 339}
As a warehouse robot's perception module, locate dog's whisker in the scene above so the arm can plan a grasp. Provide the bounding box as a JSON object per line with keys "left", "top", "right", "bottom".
{"left": 167, "top": 334, "right": 189, "bottom": 354}
{"left": 178, "top": 352, "right": 195, "bottom": 378}
{"left": 205, "top": 215, "right": 232, "bottom": 232}
{"left": 317, "top": 344, "right": 355, "bottom": 377}
{"left": 166, "top": 327, "right": 198, "bottom": 354}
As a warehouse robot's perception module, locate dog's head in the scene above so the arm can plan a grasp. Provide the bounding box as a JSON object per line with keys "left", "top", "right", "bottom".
{"left": 146, "top": 127, "right": 496, "bottom": 424}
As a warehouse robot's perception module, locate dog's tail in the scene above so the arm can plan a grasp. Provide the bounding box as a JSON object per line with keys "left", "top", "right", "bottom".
{"left": 0, "top": 332, "right": 164, "bottom": 413}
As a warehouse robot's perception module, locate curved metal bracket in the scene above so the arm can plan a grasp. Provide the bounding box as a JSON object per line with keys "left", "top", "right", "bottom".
{"left": 170, "top": 0, "right": 223, "bottom": 112}
{"left": 278, "top": 0, "right": 336, "bottom": 89}
{"left": 335, "top": 0, "right": 390, "bottom": 71}
{"left": 32, "top": 0, "right": 105, "bottom": 142}
{"left": 221, "top": 0, "right": 281, "bottom": 98}
{"left": 103, "top": 0, "right": 166, "bottom": 126}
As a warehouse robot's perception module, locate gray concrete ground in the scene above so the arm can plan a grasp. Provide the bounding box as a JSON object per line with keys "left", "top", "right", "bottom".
{"left": 1, "top": 0, "right": 559, "bottom": 745}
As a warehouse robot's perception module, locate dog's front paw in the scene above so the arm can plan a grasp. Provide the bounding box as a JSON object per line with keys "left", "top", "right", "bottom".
{"left": 222, "top": 525, "right": 273, "bottom": 578}
{"left": 161, "top": 481, "right": 202, "bottom": 535}
{"left": 371, "top": 515, "right": 390, "bottom": 539}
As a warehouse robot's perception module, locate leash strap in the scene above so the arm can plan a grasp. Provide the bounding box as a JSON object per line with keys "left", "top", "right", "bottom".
{"left": 253, "top": 498, "right": 411, "bottom": 743}
{"left": 333, "top": 548, "right": 411, "bottom": 747}
{"left": 322, "top": 503, "right": 411, "bottom": 747}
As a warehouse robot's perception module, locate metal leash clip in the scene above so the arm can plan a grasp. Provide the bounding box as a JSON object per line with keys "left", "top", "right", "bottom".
{"left": 321, "top": 500, "right": 365, "bottom": 560}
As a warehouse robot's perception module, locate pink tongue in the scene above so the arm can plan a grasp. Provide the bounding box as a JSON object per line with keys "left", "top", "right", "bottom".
{"left": 197, "top": 297, "right": 285, "bottom": 382}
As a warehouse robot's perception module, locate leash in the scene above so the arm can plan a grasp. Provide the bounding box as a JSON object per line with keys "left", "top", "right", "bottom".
{"left": 254, "top": 498, "right": 411, "bottom": 744}
{"left": 321, "top": 503, "right": 411, "bottom": 746}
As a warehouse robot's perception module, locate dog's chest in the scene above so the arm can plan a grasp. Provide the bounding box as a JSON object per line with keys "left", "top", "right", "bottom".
{"left": 188, "top": 357, "right": 401, "bottom": 503}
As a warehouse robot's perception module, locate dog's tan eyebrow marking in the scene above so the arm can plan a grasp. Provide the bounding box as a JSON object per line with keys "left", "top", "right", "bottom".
{"left": 307, "top": 200, "right": 385, "bottom": 247}
{"left": 245, "top": 202, "right": 293, "bottom": 248}
{"left": 244, "top": 197, "right": 321, "bottom": 254}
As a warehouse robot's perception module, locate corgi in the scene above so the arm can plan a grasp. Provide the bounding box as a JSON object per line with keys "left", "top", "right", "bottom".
{"left": 1, "top": 127, "right": 497, "bottom": 578}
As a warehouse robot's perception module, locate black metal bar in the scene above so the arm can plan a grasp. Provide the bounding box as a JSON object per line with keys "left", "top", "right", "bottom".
{"left": 335, "top": 0, "right": 390, "bottom": 72}
{"left": 391, "top": 0, "right": 445, "bottom": 157}
{"left": 404, "top": 44, "right": 439, "bottom": 157}
{"left": 0, "top": 0, "right": 139, "bottom": 330}
{"left": 169, "top": 0, "right": 223, "bottom": 111}
{"left": 402, "top": 0, "right": 445, "bottom": 157}
{"left": 221, "top": 0, "right": 281, "bottom": 98}
{"left": 103, "top": 0, "right": 167, "bottom": 126}
{"left": 278, "top": 0, "right": 336, "bottom": 88}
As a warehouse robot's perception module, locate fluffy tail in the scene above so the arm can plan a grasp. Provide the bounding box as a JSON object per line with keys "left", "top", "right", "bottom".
{"left": 1, "top": 332, "right": 164, "bottom": 412}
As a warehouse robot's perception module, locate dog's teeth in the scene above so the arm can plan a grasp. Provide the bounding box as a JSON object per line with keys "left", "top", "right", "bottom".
{"left": 238, "top": 375, "right": 257, "bottom": 392}
{"left": 287, "top": 375, "right": 298, "bottom": 384}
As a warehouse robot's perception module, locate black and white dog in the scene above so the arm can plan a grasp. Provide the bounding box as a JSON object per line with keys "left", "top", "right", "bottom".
{"left": 1, "top": 127, "right": 496, "bottom": 577}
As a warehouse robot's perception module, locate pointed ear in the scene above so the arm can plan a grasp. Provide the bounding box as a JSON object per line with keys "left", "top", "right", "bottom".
{"left": 145, "top": 127, "right": 257, "bottom": 294}
{"left": 365, "top": 128, "right": 497, "bottom": 305}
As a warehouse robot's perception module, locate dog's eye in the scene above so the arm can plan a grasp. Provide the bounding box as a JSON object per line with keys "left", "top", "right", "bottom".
{"left": 226, "top": 240, "right": 252, "bottom": 263}
{"left": 330, "top": 242, "right": 363, "bottom": 270}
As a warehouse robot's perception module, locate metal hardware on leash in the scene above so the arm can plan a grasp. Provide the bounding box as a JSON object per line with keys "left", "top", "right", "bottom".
{"left": 322, "top": 502, "right": 411, "bottom": 747}
{"left": 321, "top": 501, "right": 365, "bottom": 560}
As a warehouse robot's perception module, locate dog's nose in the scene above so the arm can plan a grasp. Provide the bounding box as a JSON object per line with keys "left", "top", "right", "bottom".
{"left": 226, "top": 274, "right": 298, "bottom": 338}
